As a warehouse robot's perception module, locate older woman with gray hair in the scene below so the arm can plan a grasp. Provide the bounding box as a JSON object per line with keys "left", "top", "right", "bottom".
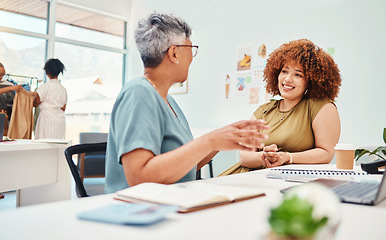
{"left": 105, "top": 13, "right": 269, "bottom": 193}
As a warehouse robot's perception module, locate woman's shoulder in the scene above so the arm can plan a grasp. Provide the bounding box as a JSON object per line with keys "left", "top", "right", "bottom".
{"left": 301, "top": 98, "right": 333, "bottom": 109}
{"left": 260, "top": 100, "right": 279, "bottom": 111}
{"left": 122, "top": 77, "right": 152, "bottom": 91}
{"left": 300, "top": 98, "right": 335, "bottom": 120}
{"left": 117, "top": 77, "right": 157, "bottom": 102}
{"left": 253, "top": 100, "right": 279, "bottom": 117}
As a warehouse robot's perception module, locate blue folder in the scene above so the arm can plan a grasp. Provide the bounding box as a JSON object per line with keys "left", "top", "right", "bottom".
{"left": 77, "top": 203, "right": 178, "bottom": 225}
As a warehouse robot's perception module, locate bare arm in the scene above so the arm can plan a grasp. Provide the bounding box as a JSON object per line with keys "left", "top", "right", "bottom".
{"left": 263, "top": 103, "right": 341, "bottom": 168}
{"left": 121, "top": 120, "right": 269, "bottom": 186}
{"left": 197, "top": 151, "right": 218, "bottom": 170}
{"left": 239, "top": 115, "right": 266, "bottom": 168}
{"left": 0, "top": 85, "right": 22, "bottom": 95}
{"left": 33, "top": 93, "right": 41, "bottom": 107}
{"left": 292, "top": 102, "right": 341, "bottom": 164}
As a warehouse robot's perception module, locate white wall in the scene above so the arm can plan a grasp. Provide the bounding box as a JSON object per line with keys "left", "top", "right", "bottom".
{"left": 127, "top": 0, "right": 386, "bottom": 175}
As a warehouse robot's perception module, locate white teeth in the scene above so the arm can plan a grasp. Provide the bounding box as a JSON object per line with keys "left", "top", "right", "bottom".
{"left": 283, "top": 84, "right": 294, "bottom": 90}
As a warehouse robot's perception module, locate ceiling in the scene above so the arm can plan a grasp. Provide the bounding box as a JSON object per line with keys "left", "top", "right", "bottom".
{"left": 0, "top": 0, "right": 124, "bottom": 37}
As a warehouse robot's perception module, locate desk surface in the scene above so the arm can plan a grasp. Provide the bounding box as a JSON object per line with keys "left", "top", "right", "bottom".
{"left": 0, "top": 139, "right": 68, "bottom": 151}
{"left": 0, "top": 139, "right": 71, "bottom": 206}
{"left": 0, "top": 164, "right": 385, "bottom": 240}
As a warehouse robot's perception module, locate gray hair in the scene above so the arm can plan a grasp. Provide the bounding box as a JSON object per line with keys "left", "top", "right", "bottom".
{"left": 135, "top": 13, "right": 192, "bottom": 68}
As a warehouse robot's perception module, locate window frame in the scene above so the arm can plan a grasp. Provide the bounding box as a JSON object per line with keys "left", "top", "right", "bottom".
{"left": 0, "top": 0, "right": 129, "bottom": 85}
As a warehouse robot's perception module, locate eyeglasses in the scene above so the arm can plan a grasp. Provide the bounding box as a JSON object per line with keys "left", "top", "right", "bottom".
{"left": 174, "top": 45, "right": 199, "bottom": 57}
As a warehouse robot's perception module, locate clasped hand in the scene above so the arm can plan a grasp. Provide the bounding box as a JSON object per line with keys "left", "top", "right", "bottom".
{"left": 261, "top": 144, "right": 289, "bottom": 168}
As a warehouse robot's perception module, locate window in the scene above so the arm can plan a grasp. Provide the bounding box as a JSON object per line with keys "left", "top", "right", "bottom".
{"left": 54, "top": 42, "right": 123, "bottom": 85}
{"left": 55, "top": 4, "right": 125, "bottom": 48}
{"left": 0, "top": 0, "right": 128, "bottom": 144}
{"left": 0, "top": 32, "right": 46, "bottom": 84}
{"left": 55, "top": 42, "right": 122, "bottom": 143}
{"left": 0, "top": 0, "right": 48, "bottom": 34}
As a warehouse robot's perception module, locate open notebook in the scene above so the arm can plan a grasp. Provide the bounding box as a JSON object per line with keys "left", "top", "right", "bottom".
{"left": 114, "top": 181, "right": 265, "bottom": 213}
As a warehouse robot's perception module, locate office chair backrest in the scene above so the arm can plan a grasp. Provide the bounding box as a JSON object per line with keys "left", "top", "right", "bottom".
{"left": 78, "top": 132, "right": 108, "bottom": 179}
{"left": 80, "top": 132, "right": 108, "bottom": 144}
{"left": 64, "top": 142, "right": 107, "bottom": 198}
{"left": 196, "top": 160, "right": 214, "bottom": 180}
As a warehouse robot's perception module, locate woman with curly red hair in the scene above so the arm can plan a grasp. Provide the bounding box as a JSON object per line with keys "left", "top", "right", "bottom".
{"left": 221, "top": 39, "right": 342, "bottom": 174}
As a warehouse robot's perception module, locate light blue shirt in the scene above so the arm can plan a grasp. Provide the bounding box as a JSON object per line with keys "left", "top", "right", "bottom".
{"left": 105, "top": 77, "right": 196, "bottom": 193}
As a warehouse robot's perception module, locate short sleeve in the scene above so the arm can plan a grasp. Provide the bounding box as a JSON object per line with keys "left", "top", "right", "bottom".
{"left": 36, "top": 85, "right": 47, "bottom": 102}
{"left": 113, "top": 84, "right": 164, "bottom": 163}
{"left": 253, "top": 105, "right": 265, "bottom": 119}
{"left": 309, "top": 98, "right": 334, "bottom": 122}
{"left": 253, "top": 101, "right": 277, "bottom": 119}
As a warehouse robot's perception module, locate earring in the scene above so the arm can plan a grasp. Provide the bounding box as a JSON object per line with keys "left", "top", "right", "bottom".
{"left": 304, "top": 89, "right": 308, "bottom": 95}
{"left": 176, "top": 60, "right": 179, "bottom": 64}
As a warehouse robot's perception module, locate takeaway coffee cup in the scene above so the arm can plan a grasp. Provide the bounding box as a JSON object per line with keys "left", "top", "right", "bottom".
{"left": 334, "top": 144, "right": 356, "bottom": 170}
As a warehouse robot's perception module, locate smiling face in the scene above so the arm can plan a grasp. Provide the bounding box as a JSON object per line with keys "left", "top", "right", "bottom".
{"left": 278, "top": 61, "right": 308, "bottom": 103}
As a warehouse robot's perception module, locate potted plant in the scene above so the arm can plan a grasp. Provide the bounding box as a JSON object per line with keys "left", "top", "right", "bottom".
{"left": 355, "top": 128, "right": 386, "bottom": 161}
{"left": 267, "top": 183, "right": 340, "bottom": 240}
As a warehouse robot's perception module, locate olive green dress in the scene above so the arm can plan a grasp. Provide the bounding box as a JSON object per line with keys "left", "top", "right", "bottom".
{"left": 219, "top": 98, "right": 333, "bottom": 176}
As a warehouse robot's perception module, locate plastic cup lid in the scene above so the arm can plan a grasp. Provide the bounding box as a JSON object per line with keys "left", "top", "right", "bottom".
{"left": 334, "top": 144, "right": 356, "bottom": 150}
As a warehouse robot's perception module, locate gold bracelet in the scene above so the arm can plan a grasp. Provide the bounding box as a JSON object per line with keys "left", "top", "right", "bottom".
{"left": 286, "top": 152, "right": 293, "bottom": 164}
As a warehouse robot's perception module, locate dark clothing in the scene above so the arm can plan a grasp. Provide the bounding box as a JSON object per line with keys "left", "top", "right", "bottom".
{"left": 0, "top": 85, "right": 15, "bottom": 118}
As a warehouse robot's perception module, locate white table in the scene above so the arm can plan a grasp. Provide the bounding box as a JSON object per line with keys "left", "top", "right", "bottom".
{"left": 0, "top": 139, "right": 71, "bottom": 206}
{"left": 0, "top": 164, "right": 385, "bottom": 240}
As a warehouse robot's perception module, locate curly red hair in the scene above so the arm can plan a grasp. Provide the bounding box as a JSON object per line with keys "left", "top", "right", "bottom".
{"left": 263, "top": 39, "right": 341, "bottom": 101}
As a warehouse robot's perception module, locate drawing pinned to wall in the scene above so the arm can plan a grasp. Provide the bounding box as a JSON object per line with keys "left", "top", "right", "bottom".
{"left": 252, "top": 43, "right": 269, "bottom": 67}
{"left": 169, "top": 80, "right": 188, "bottom": 94}
{"left": 249, "top": 87, "right": 260, "bottom": 104}
{"left": 327, "top": 47, "right": 335, "bottom": 56}
{"left": 252, "top": 67, "right": 264, "bottom": 85}
{"left": 225, "top": 74, "right": 230, "bottom": 99}
{"left": 235, "top": 73, "right": 251, "bottom": 95}
{"left": 229, "top": 43, "right": 271, "bottom": 105}
{"left": 245, "top": 74, "right": 252, "bottom": 84}
{"left": 236, "top": 46, "right": 252, "bottom": 72}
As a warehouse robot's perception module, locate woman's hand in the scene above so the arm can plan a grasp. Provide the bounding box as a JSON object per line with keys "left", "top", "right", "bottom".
{"left": 11, "top": 85, "right": 23, "bottom": 92}
{"left": 204, "top": 119, "right": 270, "bottom": 152}
{"left": 261, "top": 144, "right": 290, "bottom": 168}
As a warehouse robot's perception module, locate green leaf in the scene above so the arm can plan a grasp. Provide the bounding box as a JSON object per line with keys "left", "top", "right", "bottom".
{"left": 366, "top": 146, "right": 386, "bottom": 161}
{"left": 355, "top": 149, "right": 370, "bottom": 161}
{"left": 268, "top": 196, "right": 328, "bottom": 238}
{"left": 355, "top": 128, "right": 386, "bottom": 161}
{"left": 383, "top": 128, "right": 386, "bottom": 144}
{"left": 369, "top": 146, "right": 385, "bottom": 155}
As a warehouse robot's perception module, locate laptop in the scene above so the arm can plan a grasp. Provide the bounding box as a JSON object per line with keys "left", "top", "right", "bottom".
{"left": 0, "top": 113, "right": 4, "bottom": 142}
{"left": 311, "top": 170, "right": 386, "bottom": 205}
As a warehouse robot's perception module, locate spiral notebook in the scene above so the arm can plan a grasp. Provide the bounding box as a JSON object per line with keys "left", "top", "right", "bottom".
{"left": 267, "top": 168, "right": 369, "bottom": 182}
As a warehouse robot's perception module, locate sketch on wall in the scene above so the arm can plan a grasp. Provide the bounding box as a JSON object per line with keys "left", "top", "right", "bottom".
{"left": 235, "top": 73, "right": 251, "bottom": 96}
{"left": 252, "top": 43, "right": 267, "bottom": 67}
{"left": 249, "top": 87, "right": 260, "bottom": 104}
{"left": 224, "top": 43, "right": 271, "bottom": 103}
{"left": 225, "top": 74, "right": 230, "bottom": 99}
{"left": 236, "top": 46, "right": 252, "bottom": 72}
